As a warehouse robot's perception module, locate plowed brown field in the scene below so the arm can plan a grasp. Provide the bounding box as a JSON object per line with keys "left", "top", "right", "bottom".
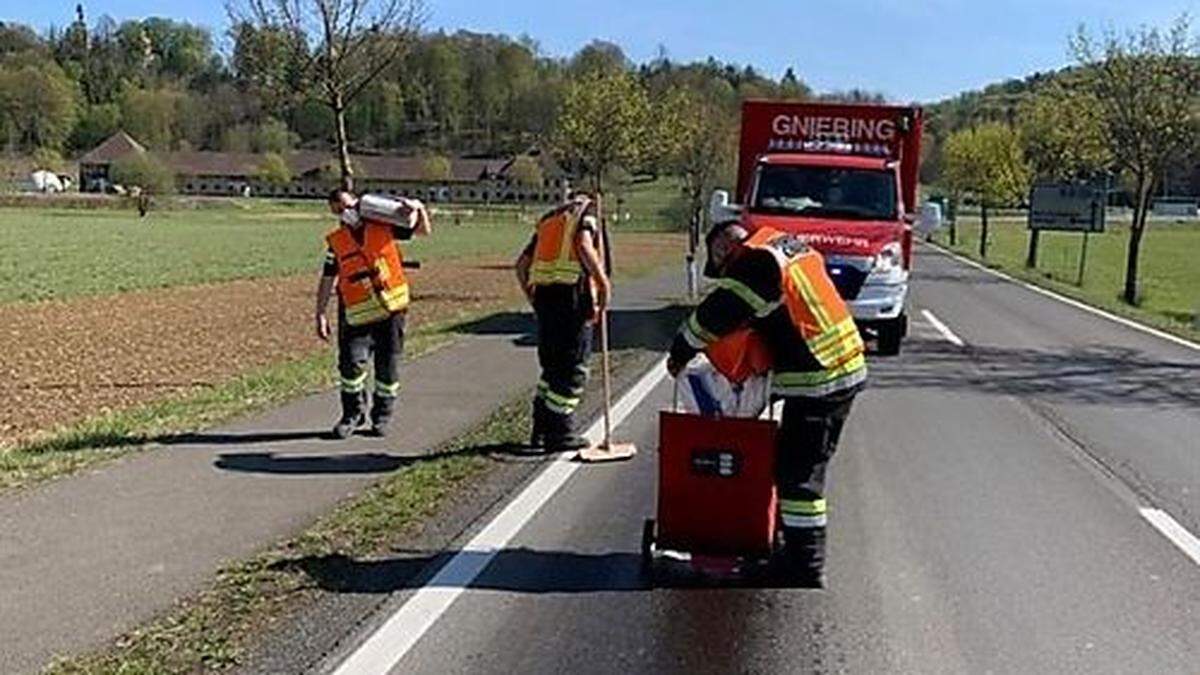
{"left": 0, "top": 235, "right": 683, "bottom": 446}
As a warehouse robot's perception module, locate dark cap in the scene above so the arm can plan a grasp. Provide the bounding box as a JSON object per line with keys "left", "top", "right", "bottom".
{"left": 703, "top": 219, "right": 747, "bottom": 278}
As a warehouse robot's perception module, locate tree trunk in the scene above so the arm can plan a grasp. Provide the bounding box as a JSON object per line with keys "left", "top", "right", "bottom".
{"left": 979, "top": 202, "right": 990, "bottom": 259}
{"left": 332, "top": 91, "right": 354, "bottom": 191}
{"left": 1026, "top": 228, "right": 1040, "bottom": 269}
{"left": 1123, "top": 175, "right": 1151, "bottom": 305}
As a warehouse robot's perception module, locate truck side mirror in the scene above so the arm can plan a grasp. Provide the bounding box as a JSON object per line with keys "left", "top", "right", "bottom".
{"left": 709, "top": 189, "right": 742, "bottom": 224}
{"left": 915, "top": 202, "right": 943, "bottom": 236}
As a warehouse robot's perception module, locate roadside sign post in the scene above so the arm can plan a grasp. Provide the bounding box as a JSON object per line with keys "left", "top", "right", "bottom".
{"left": 1028, "top": 181, "right": 1107, "bottom": 284}
{"left": 686, "top": 209, "right": 700, "bottom": 299}
{"left": 1077, "top": 230, "right": 1091, "bottom": 287}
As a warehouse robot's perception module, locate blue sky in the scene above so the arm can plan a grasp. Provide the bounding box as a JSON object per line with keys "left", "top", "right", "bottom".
{"left": 10, "top": 0, "right": 1199, "bottom": 101}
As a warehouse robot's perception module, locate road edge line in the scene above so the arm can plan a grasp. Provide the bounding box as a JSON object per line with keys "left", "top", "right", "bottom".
{"left": 922, "top": 242, "right": 1199, "bottom": 353}
{"left": 920, "top": 309, "right": 965, "bottom": 347}
{"left": 1140, "top": 508, "right": 1200, "bottom": 568}
{"left": 329, "top": 356, "right": 669, "bottom": 675}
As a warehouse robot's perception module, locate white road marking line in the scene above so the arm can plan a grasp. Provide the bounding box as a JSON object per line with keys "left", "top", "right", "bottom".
{"left": 925, "top": 244, "right": 1200, "bottom": 568}
{"left": 1139, "top": 508, "right": 1200, "bottom": 568}
{"left": 920, "top": 309, "right": 965, "bottom": 347}
{"left": 923, "top": 242, "right": 1199, "bottom": 352}
{"left": 330, "top": 358, "right": 669, "bottom": 675}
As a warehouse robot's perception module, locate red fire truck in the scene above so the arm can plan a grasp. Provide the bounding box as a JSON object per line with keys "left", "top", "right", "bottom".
{"left": 711, "top": 101, "right": 935, "bottom": 355}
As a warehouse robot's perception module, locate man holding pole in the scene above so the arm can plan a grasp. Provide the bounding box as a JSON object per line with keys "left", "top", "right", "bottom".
{"left": 514, "top": 192, "right": 611, "bottom": 451}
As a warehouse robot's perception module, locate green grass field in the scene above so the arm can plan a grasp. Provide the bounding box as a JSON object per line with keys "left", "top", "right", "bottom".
{"left": 0, "top": 182, "right": 684, "bottom": 303}
{"left": 933, "top": 215, "right": 1200, "bottom": 339}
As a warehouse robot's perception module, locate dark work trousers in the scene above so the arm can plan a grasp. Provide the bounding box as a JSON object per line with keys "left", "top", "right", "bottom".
{"left": 776, "top": 387, "right": 860, "bottom": 572}
{"left": 532, "top": 283, "right": 594, "bottom": 438}
{"left": 337, "top": 306, "right": 406, "bottom": 422}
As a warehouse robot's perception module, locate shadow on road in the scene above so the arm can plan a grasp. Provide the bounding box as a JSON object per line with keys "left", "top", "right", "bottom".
{"left": 215, "top": 452, "right": 413, "bottom": 474}
{"left": 274, "top": 549, "right": 648, "bottom": 594}
{"left": 212, "top": 441, "right": 556, "bottom": 475}
{"left": 454, "top": 305, "right": 691, "bottom": 352}
{"left": 874, "top": 339, "right": 1200, "bottom": 409}
{"left": 161, "top": 430, "right": 330, "bottom": 446}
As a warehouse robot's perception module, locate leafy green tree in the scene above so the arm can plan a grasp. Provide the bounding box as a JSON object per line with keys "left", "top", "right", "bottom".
{"left": 569, "top": 41, "right": 628, "bottom": 77}
{"left": 229, "top": 22, "right": 308, "bottom": 113}
{"left": 0, "top": 61, "right": 78, "bottom": 151}
{"left": 229, "top": 0, "right": 426, "bottom": 190}
{"left": 778, "top": 67, "right": 812, "bottom": 100}
{"left": 31, "top": 146, "right": 66, "bottom": 172}
{"left": 420, "top": 154, "right": 452, "bottom": 182}
{"left": 0, "top": 22, "right": 45, "bottom": 56}
{"left": 70, "top": 103, "right": 123, "bottom": 151}
{"left": 256, "top": 152, "right": 293, "bottom": 185}
{"left": 1017, "top": 81, "right": 1111, "bottom": 181}
{"left": 507, "top": 155, "right": 544, "bottom": 188}
{"left": 254, "top": 117, "right": 298, "bottom": 153}
{"left": 941, "top": 123, "right": 1032, "bottom": 258}
{"left": 553, "top": 69, "right": 651, "bottom": 191}
{"left": 119, "top": 86, "right": 184, "bottom": 149}
{"left": 1070, "top": 16, "right": 1200, "bottom": 304}
{"left": 112, "top": 153, "right": 175, "bottom": 194}
{"left": 657, "top": 86, "right": 738, "bottom": 230}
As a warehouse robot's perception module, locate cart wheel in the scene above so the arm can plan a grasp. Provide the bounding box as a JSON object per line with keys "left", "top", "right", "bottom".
{"left": 641, "top": 518, "right": 656, "bottom": 579}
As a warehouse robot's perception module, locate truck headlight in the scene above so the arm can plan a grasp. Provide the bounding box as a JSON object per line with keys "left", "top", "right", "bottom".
{"left": 874, "top": 242, "right": 903, "bottom": 274}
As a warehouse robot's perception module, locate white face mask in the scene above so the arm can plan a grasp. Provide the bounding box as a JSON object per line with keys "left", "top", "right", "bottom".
{"left": 340, "top": 207, "right": 361, "bottom": 227}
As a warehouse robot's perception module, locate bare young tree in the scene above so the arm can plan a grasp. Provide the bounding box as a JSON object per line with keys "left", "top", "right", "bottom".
{"left": 1070, "top": 16, "right": 1200, "bottom": 304}
{"left": 228, "top": 0, "right": 425, "bottom": 189}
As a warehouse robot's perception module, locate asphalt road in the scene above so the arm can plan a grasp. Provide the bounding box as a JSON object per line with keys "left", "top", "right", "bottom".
{"left": 327, "top": 245, "right": 1200, "bottom": 674}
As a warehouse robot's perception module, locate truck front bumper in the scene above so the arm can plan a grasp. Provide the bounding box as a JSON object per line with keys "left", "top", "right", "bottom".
{"left": 850, "top": 281, "right": 908, "bottom": 323}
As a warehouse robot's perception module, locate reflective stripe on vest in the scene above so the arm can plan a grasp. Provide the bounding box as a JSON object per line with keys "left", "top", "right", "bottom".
{"left": 728, "top": 227, "right": 866, "bottom": 397}
{"left": 327, "top": 221, "right": 410, "bottom": 327}
{"left": 743, "top": 227, "right": 866, "bottom": 379}
{"left": 529, "top": 201, "right": 587, "bottom": 286}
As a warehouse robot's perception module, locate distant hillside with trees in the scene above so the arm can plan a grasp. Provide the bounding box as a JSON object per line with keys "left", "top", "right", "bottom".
{"left": 0, "top": 5, "right": 877, "bottom": 164}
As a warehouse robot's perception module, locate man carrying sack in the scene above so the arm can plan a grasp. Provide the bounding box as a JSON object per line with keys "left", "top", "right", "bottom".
{"left": 667, "top": 220, "right": 867, "bottom": 587}
{"left": 514, "top": 192, "right": 612, "bottom": 451}
{"left": 315, "top": 188, "right": 431, "bottom": 439}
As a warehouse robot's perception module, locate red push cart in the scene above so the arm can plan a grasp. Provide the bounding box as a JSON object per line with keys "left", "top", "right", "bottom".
{"left": 642, "top": 404, "right": 780, "bottom": 584}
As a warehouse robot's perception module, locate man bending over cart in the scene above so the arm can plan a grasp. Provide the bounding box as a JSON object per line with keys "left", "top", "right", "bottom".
{"left": 667, "top": 220, "right": 867, "bottom": 588}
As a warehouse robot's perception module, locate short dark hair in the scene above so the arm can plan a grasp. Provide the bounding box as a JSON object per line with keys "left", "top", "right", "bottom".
{"left": 705, "top": 219, "right": 746, "bottom": 249}
{"left": 328, "top": 187, "right": 353, "bottom": 203}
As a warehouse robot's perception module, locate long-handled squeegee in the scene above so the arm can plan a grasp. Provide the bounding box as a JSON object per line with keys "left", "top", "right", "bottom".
{"left": 578, "top": 193, "right": 637, "bottom": 463}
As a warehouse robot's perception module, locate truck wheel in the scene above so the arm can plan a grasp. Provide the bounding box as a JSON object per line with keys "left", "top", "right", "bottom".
{"left": 877, "top": 315, "right": 905, "bottom": 356}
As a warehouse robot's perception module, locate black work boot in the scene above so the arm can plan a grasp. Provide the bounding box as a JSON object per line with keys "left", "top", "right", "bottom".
{"left": 544, "top": 411, "right": 588, "bottom": 451}
{"left": 332, "top": 392, "right": 367, "bottom": 439}
{"left": 776, "top": 527, "right": 827, "bottom": 589}
{"left": 530, "top": 399, "right": 550, "bottom": 448}
{"left": 369, "top": 396, "right": 395, "bottom": 438}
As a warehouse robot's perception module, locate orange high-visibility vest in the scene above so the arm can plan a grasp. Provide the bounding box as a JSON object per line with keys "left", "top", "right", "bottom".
{"left": 742, "top": 227, "right": 866, "bottom": 396}
{"left": 326, "top": 221, "right": 410, "bottom": 326}
{"left": 705, "top": 328, "right": 773, "bottom": 384}
{"left": 529, "top": 200, "right": 590, "bottom": 286}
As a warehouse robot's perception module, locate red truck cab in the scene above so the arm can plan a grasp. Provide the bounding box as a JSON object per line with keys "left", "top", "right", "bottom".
{"left": 712, "top": 101, "right": 926, "bottom": 355}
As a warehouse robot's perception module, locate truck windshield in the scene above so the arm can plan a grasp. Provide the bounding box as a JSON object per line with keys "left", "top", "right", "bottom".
{"left": 752, "top": 165, "right": 897, "bottom": 221}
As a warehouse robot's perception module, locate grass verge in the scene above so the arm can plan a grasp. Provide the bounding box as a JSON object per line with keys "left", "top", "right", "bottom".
{"left": 44, "top": 394, "right": 532, "bottom": 674}
{"left": 931, "top": 216, "right": 1200, "bottom": 343}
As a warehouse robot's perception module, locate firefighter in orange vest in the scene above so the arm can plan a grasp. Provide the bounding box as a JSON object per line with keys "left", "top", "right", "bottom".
{"left": 514, "top": 192, "right": 611, "bottom": 450}
{"left": 315, "top": 188, "right": 431, "bottom": 439}
{"left": 667, "top": 220, "right": 867, "bottom": 587}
